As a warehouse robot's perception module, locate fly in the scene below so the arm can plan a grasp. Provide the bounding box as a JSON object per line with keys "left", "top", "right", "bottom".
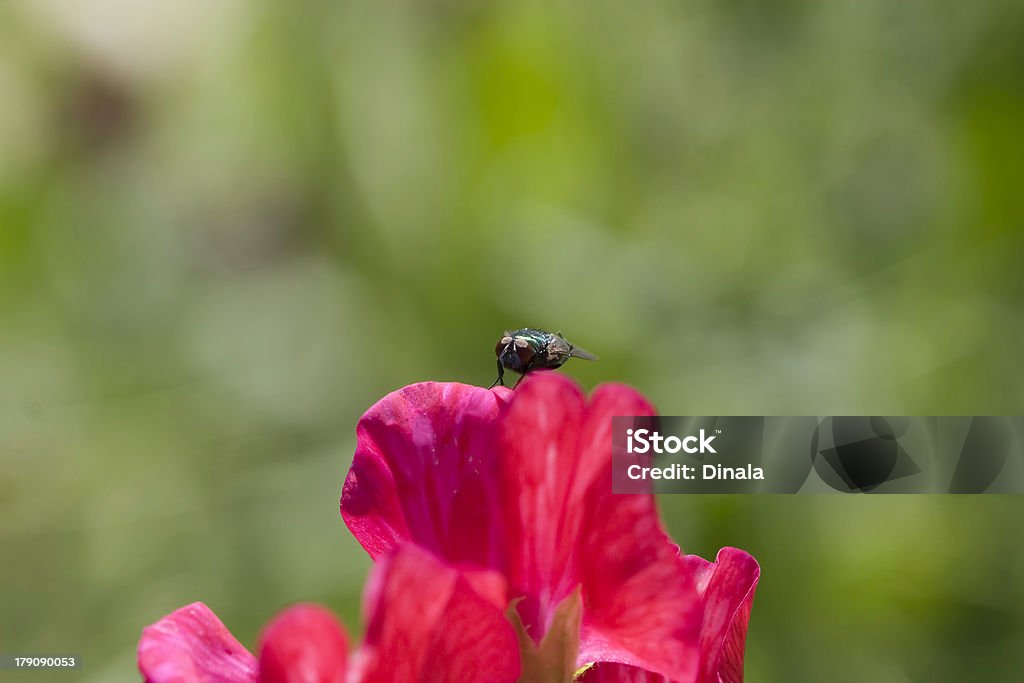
{"left": 488, "top": 328, "right": 598, "bottom": 389}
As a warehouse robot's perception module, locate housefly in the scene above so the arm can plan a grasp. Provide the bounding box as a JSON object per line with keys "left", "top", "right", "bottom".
{"left": 488, "top": 328, "right": 598, "bottom": 389}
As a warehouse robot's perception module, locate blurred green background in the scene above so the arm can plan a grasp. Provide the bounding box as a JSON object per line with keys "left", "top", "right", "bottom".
{"left": 2, "top": 1, "right": 1023, "bottom": 681}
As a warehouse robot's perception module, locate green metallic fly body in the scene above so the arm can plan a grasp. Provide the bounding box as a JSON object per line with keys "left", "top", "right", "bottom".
{"left": 488, "top": 328, "right": 598, "bottom": 389}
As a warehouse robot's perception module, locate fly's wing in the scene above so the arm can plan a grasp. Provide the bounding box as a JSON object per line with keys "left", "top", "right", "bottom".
{"left": 541, "top": 335, "right": 573, "bottom": 367}
{"left": 568, "top": 344, "right": 598, "bottom": 361}
{"left": 539, "top": 332, "right": 598, "bottom": 367}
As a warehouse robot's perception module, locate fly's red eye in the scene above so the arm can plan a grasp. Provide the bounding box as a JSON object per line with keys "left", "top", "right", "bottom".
{"left": 515, "top": 343, "right": 535, "bottom": 366}
{"left": 495, "top": 336, "right": 512, "bottom": 357}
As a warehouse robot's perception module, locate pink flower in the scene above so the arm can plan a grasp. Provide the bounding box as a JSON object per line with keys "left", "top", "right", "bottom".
{"left": 137, "top": 545, "right": 520, "bottom": 683}
{"left": 576, "top": 548, "right": 760, "bottom": 683}
{"left": 341, "top": 373, "right": 760, "bottom": 682}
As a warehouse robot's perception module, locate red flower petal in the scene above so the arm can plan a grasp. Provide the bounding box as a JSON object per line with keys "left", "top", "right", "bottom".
{"left": 138, "top": 602, "right": 258, "bottom": 683}
{"left": 682, "top": 547, "right": 761, "bottom": 683}
{"left": 576, "top": 662, "right": 670, "bottom": 682}
{"left": 575, "top": 549, "right": 760, "bottom": 683}
{"left": 355, "top": 545, "right": 520, "bottom": 683}
{"left": 341, "top": 382, "right": 512, "bottom": 569}
{"left": 500, "top": 375, "right": 702, "bottom": 681}
{"left": 496, "top": 373, "right": 589, "bottom": 632}
{"left": 257, "top": 604, "right": 348, "bottom": 683}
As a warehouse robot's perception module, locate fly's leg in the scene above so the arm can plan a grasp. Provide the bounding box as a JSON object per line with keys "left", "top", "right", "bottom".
{"left": 512, "top": 358, "right": 537, "bottom": 389}
{"left": 487, "top": 359, "right": 505, "bottom": 389}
